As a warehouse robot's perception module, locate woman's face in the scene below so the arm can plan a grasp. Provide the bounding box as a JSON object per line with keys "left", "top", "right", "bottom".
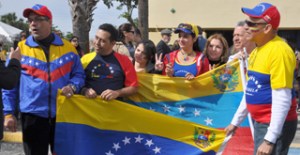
{"left": 134, "top": 44, "right": 147, "bottom": 63}
{"left": 207, "top": 38, "right": 224, "bottom": 61}
{"left": 178, "top": 32, "right": 195, "bottom": 50}
{"left": 71, "top": 38, "right": 79, "bottom": 47}
{"left": 124, "top": 27, "right": 135, "bottom": 42}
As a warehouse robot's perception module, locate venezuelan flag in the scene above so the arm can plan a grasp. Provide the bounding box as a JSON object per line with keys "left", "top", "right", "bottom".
{"left": 128, "top": 60, "right": 254, "bottom": 154}
{"left": 55, "top": 93, "right": 226, "bottom": 155}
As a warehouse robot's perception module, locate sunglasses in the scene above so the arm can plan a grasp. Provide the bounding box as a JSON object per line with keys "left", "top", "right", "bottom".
{"left": 245, "top": 20, "right": 267, "bottom": 27}
{"left": 128, "top": 30, "right": 135, "bottom": 34}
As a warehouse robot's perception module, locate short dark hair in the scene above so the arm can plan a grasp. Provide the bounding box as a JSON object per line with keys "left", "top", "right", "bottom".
{"left": 98, "top": 23, "right": 118, "bottom": 42}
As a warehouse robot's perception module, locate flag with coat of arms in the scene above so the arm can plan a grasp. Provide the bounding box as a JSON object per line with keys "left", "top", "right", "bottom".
{"left": 54, "top": 60, "right": 254, "bottom": 154}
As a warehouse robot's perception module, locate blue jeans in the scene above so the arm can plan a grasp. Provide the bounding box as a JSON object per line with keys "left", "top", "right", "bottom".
{"left": 253, "top": 119, "right": 298, "bottom": 155}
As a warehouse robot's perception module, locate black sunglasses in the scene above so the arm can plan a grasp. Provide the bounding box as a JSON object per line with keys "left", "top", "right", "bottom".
{"left": 245, "top": 20, "right": 267, "bottom": 27}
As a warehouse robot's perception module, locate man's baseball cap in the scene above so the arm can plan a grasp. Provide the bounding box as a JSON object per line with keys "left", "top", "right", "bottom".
{"left": 174, "top": 23, "right": 199, "bottom": 36}
{"left": 241, "top": 2, "right": 280, "bottom": 30}
{"left": 161, "top": 29, "right": 172, "bottom": 35}
{"left": 23, "top": 4, "right": 52, "bottom": 20}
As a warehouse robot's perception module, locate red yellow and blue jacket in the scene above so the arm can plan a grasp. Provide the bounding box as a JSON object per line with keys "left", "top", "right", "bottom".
{"left": 2, "top": 33, "right": 85, "bottom": 118}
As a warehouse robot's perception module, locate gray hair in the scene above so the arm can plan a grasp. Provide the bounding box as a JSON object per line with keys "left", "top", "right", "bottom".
{"left": 236, "top": 20, "right": 246, "bottom": 27}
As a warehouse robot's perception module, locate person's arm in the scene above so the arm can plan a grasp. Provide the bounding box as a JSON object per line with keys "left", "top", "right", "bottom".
{"left": 65, "top": 52, "right": 85, "bottom": 94}
{"left": 100, "top": 86, "right": 138, "bottom": 100}
{"left": 0, "top": 59, "right": 21, "bottom": 89}
{"left": 225, "top": 95, "right": 248, "bottom": 135}
{"left": 265, "top": 88, "right": 291, "bottom": 143}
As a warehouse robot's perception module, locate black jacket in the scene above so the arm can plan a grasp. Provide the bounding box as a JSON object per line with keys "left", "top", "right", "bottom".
{"left": 156, "top": 40, "right": 171, "bottom": 59}
{"left": 0, "top": 58, "right": 21, "bottom": 140}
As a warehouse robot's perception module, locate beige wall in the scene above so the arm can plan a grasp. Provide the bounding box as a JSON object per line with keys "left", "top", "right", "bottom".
{"left": 149, "top": 0, "right": 300, "bottom": 29}
{"left": 149, "top": 0, "right": 300, "bottom": 44}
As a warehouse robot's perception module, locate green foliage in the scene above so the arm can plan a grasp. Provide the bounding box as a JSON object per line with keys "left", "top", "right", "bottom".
{"left": 0, "top": 13, "right": 28, "bottom": 31}
{"left": 65, "top": 32, "right": 74, "bottom": 41}
{"left": 102, "top": 0, "right": 138, "bottom": 27}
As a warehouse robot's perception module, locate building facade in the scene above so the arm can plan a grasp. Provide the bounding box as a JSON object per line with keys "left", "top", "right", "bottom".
{"left": 149, "top": 0, "right": 300, "bottom": 51}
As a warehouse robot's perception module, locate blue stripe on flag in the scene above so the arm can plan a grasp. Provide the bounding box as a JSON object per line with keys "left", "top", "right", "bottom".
{"left": 55, "top": 123, "right": 217, "bottom": 155}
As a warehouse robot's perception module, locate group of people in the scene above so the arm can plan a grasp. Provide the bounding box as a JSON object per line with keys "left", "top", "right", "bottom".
{"left": 0, "top": 2, "right": 298, "bottom": 155}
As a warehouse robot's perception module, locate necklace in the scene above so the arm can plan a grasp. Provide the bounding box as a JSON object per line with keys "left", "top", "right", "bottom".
{"left": 181, "top": 50, "right": 194, "bottom": 61}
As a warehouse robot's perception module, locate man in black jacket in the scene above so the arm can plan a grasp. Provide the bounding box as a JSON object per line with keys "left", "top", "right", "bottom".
{"left": 0, "top": 46, "right": 21, "bottom": 140}
{"left": 156, "top": 29, "right": 172, "bottom": 59}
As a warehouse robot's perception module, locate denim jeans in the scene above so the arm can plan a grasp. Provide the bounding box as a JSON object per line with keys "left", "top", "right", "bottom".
{"left": 253, "top": 119, "right": 298, "bottom": 155}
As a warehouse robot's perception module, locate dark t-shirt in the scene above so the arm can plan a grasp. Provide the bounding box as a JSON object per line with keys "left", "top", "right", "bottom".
{"left": 84, "top": 52, "right": 125, "bottom": 95}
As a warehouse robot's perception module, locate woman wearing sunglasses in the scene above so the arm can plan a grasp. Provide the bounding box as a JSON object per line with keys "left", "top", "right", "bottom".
{"left": 155, "top": 23, "right": 209, "bottom": 80}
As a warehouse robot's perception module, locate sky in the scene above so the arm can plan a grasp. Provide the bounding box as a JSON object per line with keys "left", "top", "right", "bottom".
{"left": 0, "top": 0, "right": 137, "bottom": 38}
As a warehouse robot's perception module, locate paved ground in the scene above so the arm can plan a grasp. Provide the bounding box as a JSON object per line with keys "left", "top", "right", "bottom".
{"left": 0, "top": 113, "right": 300, "bottom": 155}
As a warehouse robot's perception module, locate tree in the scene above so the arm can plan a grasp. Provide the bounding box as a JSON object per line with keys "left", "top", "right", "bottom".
{"left": 137, "top": 0, "right": 148, "bottom": 40}
{"left": 68, "top": 0, "right": 99, "bottom": 53}
{"left": 102, "top": 0, "right": 149, "bottom": 40}
{"left": 0, "top": 13, "right": 28, "bottom": 32}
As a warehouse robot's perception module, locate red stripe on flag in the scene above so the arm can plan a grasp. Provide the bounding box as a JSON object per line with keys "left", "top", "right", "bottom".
{"left": 223, "top": 127, "right": 254, "bottom": 155}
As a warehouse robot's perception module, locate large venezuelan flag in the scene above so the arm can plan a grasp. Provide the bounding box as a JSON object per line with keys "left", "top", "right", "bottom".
{"left": 55, "top": 93, "right": 226, "bottom": 155}
{"left": 128, "top": 60, "right": 254, "bottom": 154}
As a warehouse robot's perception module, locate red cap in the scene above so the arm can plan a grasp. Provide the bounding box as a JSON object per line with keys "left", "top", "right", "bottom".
{"left": 242, "top": 3, "right": 280, "bottom": 30}
{"left": 23, "top": 4, "right": 52, "bottom": 20}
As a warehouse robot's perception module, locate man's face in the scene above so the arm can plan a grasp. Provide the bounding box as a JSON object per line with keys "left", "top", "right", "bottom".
{"left": 93, "top": 29, "right": 115, "bottom": 55}
{"left": 162, "top": 34, "right": 171, "bottom": 43}
{"left": 245, "top": 17, "right": 268, "bottom": 43}
{"left": 27, "top": 12, "right": 52, "bottom": 40}
{"left": 233, "top": 26, "right": 247, "bottom": 51}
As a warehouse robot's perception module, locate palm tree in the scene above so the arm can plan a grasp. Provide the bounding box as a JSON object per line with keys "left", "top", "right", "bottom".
{"left": 68, "top": 0, "right": 99, "bottom": 53}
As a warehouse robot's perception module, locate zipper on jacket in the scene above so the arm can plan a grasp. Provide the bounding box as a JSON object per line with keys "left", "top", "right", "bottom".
{"left": 45, "top": 50, "right": 52, "bottom": 125}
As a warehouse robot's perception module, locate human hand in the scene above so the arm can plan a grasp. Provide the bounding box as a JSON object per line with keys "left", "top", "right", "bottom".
{"left": 154, "top": 53, "right": 163, "bottom": 71}
{"left": 4, "top": 115, "right": 17, "bottom": 132}
{"left": 84, "top": 88, "right": 98, "bottom": 98}
{"left": 185, "top": 72, "right": 195, "bottom": 80}
{"left": 256, "top": 140, "right": 274, "bottom": 155}
{"left": 100, "top": 89, "right": 120, "bottom": 100}
{"left": 61, "top": 85, "right": 74, "bottom": 98}
{"left": 9, "top": 47, "right": 22, "bottom": 61}
{"left": 224, "top": 124, "right": 238, "bottom": 136}
{"left": 165, "top": 63, "right": 174, "bottom": 77}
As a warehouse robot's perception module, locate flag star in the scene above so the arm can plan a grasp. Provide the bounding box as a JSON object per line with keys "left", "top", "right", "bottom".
{"left": 194, "top": 108, "right": 200, "bottom": 117}
{"left": 105, "top": 150, "right": 114, "bottom": 155}
{"left": 28, "top": 60, "right": 32, "bottom": 64}
{"left": 59, "top": 59, "right": 63, "bottom": 64}
{"left": 178, "top": 105, "right": 185, "bottom": 113}
{"left": 70, "top": 55, "right": 74, "bottom": 58}
{"left": 65, "top": 57, "right": 69, "bottom": 60}
{"left": 145, "top": 139, "right": 154, "bottom": 147}
{"left": 149, "top": 106, "right": 155, "bottom": 111}
{"left": 135, "top": 135, "right": 144, "bottom": 143}
{"left": 35, "top": 62, "right": 39, "bottom": 66}
{"left": 21, "top": 58, "right": 25, "bottom": 62}
{"left": 122, "top": 137, "right": 131, "bottom": 145}
{"left": 162, "top": 105, "right": 170, "bottom": 113}
{"left": 205, "top": 117, "right": 213, "bottom": 126}
{"left": 153, "top": 146, "right": 161, "bottom": 154}
{"left": 112, "top": 143, "right": 121, "bottom": 151}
